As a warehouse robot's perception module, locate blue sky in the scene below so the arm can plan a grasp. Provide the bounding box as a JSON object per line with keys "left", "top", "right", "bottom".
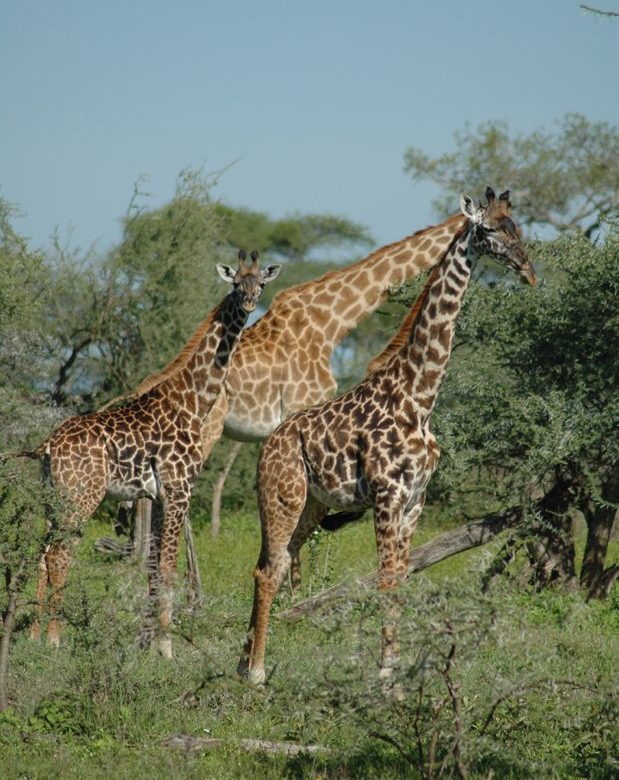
{"left": 1, "top": 0, "right": 617, "bottom": 254}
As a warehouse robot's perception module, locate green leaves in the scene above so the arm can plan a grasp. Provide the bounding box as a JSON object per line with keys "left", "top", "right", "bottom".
{"left": 213, "top": 204, "right": 373, "bottom": 264}
{"left": 404, "top": 114, "right": 619, "bottom": 239}
{"left": 431, "top": 225, "right": 619, "bottom": 511}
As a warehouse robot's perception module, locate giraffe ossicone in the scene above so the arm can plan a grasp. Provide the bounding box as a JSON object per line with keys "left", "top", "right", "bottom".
{"left": 238, "top": 187, "right": 535, "bottom": 686}
{"left": 23, "top": 250, "right": 281, "bottom": 655}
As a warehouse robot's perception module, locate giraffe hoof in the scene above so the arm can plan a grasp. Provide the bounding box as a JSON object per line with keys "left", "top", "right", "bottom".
{"left": 237, "top": 657, "right": 266, "bottom": 685}
{"left": 247, "top": 667, "right": 266, "bottom": 686}
{"left": 158, "top": 636, "right": 173, "bottom": 659}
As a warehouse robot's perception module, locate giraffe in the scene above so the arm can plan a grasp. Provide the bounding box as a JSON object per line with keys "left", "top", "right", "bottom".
{"left": 237, "top": 188, "right": 536, "bottom": 685}
{"left": 22, "top": 251, "right": 282, "bottom": 656}
{"left": 111, "top": 210, "right": 471, "bottom": 585}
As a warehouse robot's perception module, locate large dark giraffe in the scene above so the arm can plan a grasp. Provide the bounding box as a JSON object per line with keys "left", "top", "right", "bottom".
{"left": 237, "top": 189, "right": 535, "bottom": 685}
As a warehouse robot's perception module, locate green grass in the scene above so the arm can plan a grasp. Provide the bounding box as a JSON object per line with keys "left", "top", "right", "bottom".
{"left": 1, "top": 508, "right": 617, "bottom": 778}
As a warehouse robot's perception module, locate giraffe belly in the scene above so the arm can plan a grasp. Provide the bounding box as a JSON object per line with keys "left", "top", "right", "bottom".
{"left": 223, "top": 410, "right": 283, "bottom": 443}
{"left": 106, "top": 463, "right": 161, "bottom": 501}
{"left": 308, "top": 478, "right": 371, "bottom": 513}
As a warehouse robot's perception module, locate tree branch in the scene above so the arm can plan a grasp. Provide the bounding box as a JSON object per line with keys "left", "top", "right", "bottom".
{"left": 162, "top": 735, "right": 330, "bottom": 756}
{"left": 279, "top": 507, "right": 524, "bottom": 620}
{"left": 51, "top": 336, "right": 92, "bottom": 404}
{"left": 580, "top": 4, "right": 619, "bottom": 17}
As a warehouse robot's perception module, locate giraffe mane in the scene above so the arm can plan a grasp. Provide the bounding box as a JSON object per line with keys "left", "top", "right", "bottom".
{"left": 97, "top": 300, "right": 228, "bottom": 411}
{"left": 133, "top": 300, "right": 226, "bottom": 396}
{"left": 366, "top": 222, "right": 469, "bottom": 375}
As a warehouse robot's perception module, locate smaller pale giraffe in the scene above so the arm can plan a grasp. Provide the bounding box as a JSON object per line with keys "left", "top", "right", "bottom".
{"left": 23, "top": 251, "right": 282, "bottom": 656}
{"left": 238, "top": 188, "right": 535, "bottom": 685}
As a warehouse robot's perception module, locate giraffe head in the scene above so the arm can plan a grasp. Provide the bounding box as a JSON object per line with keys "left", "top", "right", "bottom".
{"left": 216, "top": 250, "right": 283, "bottom": 312}
{"left": 460, "top": 187, "right": 536, "bottom": 286}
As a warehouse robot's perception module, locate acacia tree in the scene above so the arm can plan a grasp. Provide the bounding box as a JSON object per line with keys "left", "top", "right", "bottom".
{"left": 41, "top": 169, "right": 227, "bottom": 408}
{"left": 430, "top": 226, "right": 618, "bottom": 597}
{"left": 40, "top": 170, "right": 375, "bottom": 411}
{"left": 213, "top": 203, "right": 373, "bottom": 264}
{"left": 404, "top": 114, "right": 619, "bottom": 238}
{"left": 0, "top": 198, "right": 61, "bottom": 447}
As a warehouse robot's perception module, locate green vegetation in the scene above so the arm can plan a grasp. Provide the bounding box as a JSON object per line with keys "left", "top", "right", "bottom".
{"left": 1, "top": 133, "right": 618, "bottom": 776}
{"left": 404, "top": 113, "right": 619, "bottom": 238}
{"left": 0, "top": 514, "right": 616, "bottom": 778}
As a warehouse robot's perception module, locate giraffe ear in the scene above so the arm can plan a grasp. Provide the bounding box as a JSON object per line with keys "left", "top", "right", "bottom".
{"left": 499, "top": 189, "right": 512, "bottom": 213}
{"left": 216, "top": 263, "right": 237, "bottom": 284}
{"left": 263, "top": 264, "right": 283, "bottom": 283}
{"left": 460, "top": 193, "right": 480, "bottom": 222}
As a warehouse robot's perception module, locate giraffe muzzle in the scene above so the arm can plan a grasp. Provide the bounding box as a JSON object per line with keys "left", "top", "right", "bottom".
{"left": 519, "top": 261, "right": 536, "bottom": 287}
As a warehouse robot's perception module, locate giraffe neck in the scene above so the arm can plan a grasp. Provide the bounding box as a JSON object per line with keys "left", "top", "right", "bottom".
{"left": 365, "top": 265, "right": 442, "bottom": 375}
{"left": 394, "top": 226, "right": 473, "bottom": 420}
{"left": 268, "top": 213, "right": 467, "bottom": 349}
{"left": 159, "top": 292, "right": 248, "bottom": 418}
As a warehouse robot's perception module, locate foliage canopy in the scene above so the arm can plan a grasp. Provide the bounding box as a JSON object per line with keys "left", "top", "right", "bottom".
{"left": 404, "top": 113, "right": 619, "bottom": 238}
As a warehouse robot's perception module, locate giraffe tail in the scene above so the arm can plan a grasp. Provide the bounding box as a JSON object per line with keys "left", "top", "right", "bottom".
{"left": 1, "top": 448, "right": 40, "bottom": 462}
{"left": 320, "top": 509, "right": 367, "bottom": 532}
{"left": 0, "top": 442, "right": 49, "bottom": 464}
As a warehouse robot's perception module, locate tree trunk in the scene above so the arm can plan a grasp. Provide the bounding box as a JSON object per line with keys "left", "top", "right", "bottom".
{"left": 133, "top": 498, "right": 152, "bottom": 566}
{"left": 162, "top": 735, "right": 329, "bottom": 756}
{"left": 580, "top": 461, "right": 619, "bottom": 599}
{"left": 526, "top": 478, "right": 577, "bottom": 589}
{"left": 0, "top": 565, "right": 24, "bottom": 711}
{"left": 210, "top": 441, "right": 242, "bottom": 537}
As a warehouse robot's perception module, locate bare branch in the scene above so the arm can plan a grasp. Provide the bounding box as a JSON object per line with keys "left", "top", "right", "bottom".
{"left": 279, "top": 507, "right": 524, "bottom": 620}
{"left": 162, "top": 735, "right": 330, "bottom": 756}
{"left": 580, "top": 4, "right": 619, "bottom": 17}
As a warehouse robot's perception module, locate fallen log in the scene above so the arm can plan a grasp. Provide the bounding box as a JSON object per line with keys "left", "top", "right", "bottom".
{"left": 163, "top": 735, "right": 330, "bottom": 756}
{"left": 279, "top": 506, "right": 524, "bottom": 621}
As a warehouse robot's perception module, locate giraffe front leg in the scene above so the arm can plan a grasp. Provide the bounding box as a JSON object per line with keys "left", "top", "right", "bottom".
{"left": 157, "top": 493, "right": 191, "bottom": 659}
{"left": 373, "top": 496, "right": 406, "bottom": 689}
{"left": 238, "top": 549, "right": 291, "bottom": 685}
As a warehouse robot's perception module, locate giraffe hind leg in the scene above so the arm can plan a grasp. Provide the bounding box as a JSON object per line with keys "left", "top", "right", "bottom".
{"left": 41, "top": 474, "right": 107, "bottom": 647}
{"left": 29, "top": 548, "right": 50, "bottom": 641}
{"left": 289, "top": 505, "right": 360, "bottom": 590}
{"left": 239, "top": 497, "right": 327, "bottom": 684}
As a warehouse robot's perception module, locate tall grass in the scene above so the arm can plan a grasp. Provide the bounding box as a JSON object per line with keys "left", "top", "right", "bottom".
{"left": 0, "top": 511, "right": 617, "bottom": 778}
